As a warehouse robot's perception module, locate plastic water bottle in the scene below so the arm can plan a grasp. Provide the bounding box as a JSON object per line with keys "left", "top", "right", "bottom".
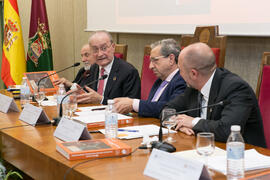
{"left": 57, "top": 84, "right": 66, "bottom": 116}
{"left": 20, "top": 77, "right": 31, "bottom": 108}
{"left": 226, "top": 125, "right": 245, "bottom": 180}
{"left": 105, "top": 100, "right": 118, "bottom": 138}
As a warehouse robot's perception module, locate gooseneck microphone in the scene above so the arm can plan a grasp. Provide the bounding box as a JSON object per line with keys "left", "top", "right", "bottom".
{"left": 52, "top": 74, "right": 108, "bottom": 126}
{"left": 174, "top": 100, "right": 231, "bottom": 115}
{"left": 37, "top": 62, "right": 81, "bottom": 92}
{"left": 151, "top": 100, "right": 232, "bottom": 153}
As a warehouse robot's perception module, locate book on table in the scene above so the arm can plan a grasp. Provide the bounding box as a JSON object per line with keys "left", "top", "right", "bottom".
{"left": 73, "top": 107, "right": 133, "bottom": 128}
{"left": 56, "top": 138, "right": 132, "bottom": 160}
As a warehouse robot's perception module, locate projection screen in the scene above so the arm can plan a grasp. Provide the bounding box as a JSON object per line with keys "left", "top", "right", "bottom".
{"left": 86, "top": 0, "right": 270, "bottom": 36}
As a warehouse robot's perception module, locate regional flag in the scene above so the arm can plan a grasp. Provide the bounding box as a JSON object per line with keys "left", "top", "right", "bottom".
{"left": 27, "top": 0, "right": 53, "bottom": 72}
{"left": 1, "top": 0, "right": 26, "bottom": 87}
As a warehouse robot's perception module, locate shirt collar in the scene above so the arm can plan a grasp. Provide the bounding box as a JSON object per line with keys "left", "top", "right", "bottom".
{"left": 165, "top": 69, "right": 179, "bottom": 82}
{"left": 200, "top": 69, "right": 216, "bottom": 100}
{"left": 99, "top": 57, "right": 114, "bottom": 75}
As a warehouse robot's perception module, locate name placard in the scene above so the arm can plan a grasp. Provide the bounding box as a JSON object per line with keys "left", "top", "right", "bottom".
{"left": 144, "top": 149, "right": 211, "bottom": 180}
{"left": 53, "top": 117, "right": 91, "bottom": 142}
{"left": 0, "top": 94, "right": 19, "bottom": 113}
{"left": 19, "top": 104, "right": 50, "bottom": 126}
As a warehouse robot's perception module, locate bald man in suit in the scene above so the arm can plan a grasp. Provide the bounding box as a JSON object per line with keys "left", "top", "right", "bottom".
{"left": 164, "top": 42, "right": 266, "bottom": 147}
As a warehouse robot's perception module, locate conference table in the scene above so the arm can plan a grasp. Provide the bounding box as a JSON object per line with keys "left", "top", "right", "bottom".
{"left": 0, "top": 90, "right": 270, "bottom": 180}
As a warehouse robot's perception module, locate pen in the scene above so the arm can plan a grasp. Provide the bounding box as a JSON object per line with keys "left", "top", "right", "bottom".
{"left": 92, "top": 107, "right": 106, "bottom": 111}
{"left": 118, "top": 129, "right": 139, "bottom": 132}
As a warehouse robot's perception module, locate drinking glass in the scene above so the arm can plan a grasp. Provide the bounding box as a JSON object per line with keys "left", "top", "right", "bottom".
{"left": 68, "top": 94, "right": 77, "bottom": 119}
{"left": 196, "top": 132, "right": 215, "bottom": 169}
{"left": 161, "top": 108, "right": 177, "bottom": 143}
{"left": 34, "top": 85, "right": 46, "bottom": 107}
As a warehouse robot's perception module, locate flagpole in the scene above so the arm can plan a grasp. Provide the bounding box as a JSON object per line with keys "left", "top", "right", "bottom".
{"left": 0, "top": 0, "right": 5, "bottom": 89}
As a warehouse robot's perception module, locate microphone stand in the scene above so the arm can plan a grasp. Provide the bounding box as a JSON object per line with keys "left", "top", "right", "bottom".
{"left": 52, "top": 74, "right": 108, "bottom": 126}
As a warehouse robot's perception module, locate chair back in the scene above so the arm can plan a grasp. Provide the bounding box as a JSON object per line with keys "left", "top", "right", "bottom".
{"left": 181, "top": 25, "right": 227, "bottom": 67}
{"left": 114, "top": 44, "right": 128, "bottom": 61}
{"left": 256, "top": 52, "right": 270, "bottom": 149}
{"left": 141, "top": 45, "right": 157, "bottom": 100}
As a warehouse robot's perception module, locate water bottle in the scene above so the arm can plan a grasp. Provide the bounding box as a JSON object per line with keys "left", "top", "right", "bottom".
{"left": 105, "top": 100, "right": 118, "bottom": 138}
{"left": 226, "top": 125, "right": 245, "bottom": 180}
{"left": 20, "top": 77, "right": 31, "bottom": 108}
{"left": 57, "top": 84, "right": 66, "bottom": 116}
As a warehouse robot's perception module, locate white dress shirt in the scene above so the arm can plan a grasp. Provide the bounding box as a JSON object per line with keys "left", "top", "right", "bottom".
{"left": 192, "top": 69, "right": 216, "bottom": 127}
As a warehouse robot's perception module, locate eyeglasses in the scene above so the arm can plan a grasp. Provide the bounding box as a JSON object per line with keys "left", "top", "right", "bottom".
{"left": 91, "top": 43, "right": 113, "bottom": 54}
{"left": 150, "top": 55, "right": 169, "bottom": 63}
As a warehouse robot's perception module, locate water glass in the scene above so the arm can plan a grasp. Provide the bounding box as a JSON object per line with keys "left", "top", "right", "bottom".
{"left": 161, "top": 108, "right": 177, "bottom": 143}
{"left": 196, "top": 132, "right": 215, "bottom": 168}
{"left": 34, "top": 85, "right": 46, "bottom": 107}
{"left": 68, "top": 94, "right": 77, "bottom": 119}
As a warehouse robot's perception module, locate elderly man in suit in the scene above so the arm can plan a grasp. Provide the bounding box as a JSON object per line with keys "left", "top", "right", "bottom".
{"left": 114, "top": 39, "right": 186, "bottom": 118}
{"left": 77, "top": 30, "right": 141, "bottom": 105}
{"left": 164, "top": 42, "right": 266, "bottom": 147}
{"left": 54, "top": 44, "right": 94, "bottom": 89}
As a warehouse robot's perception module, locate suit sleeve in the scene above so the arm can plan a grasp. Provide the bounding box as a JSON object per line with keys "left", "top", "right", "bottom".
{"left": 102, "top": 67, "right": 141, "bottom": 104}
{"left": 193, "top": 81, "right": 255, "bottom": 142}
{"left": 121, "top": 68, "right": 141, "bottom": 99}
{"left": 138, "top": 77, "right": 186, "bottom": 118}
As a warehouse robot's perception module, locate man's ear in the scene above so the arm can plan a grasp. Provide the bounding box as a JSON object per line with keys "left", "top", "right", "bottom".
{"left": 168, "top": 54, "right": 175, "bottom": 65}
{"left": 190, "top": 68, "right": 198, "bottom": 80}
{"left": 111, "top": 42, "right": 116, "bottom": 50}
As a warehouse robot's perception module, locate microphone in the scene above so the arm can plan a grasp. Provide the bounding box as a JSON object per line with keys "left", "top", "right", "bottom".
{"left": 37, "top": 62, "right": 80, "bottom": 92}
{"left": 150, "top": 100, "right": 231, "bottom": 153}
{"left": 52, "top": 74, "right": 108, "bottom": 126}
{"left": 175, "top": 100, "right": 231, "bottom": 115}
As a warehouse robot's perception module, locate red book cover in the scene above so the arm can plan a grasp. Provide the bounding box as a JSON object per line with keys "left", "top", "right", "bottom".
{"left": 24, "top": 71, "right": 59, "bottom": 94}
{"left": 56, "top": 138, "right": 132, "bottom": 160}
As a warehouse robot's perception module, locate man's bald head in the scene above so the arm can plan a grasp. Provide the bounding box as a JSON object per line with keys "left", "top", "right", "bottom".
{"left": 180, "top": 42, "right": 216, "bottom": 75}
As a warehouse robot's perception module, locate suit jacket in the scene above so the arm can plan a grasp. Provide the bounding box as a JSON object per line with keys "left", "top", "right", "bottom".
{"left": 72, "top": 68, "right": 91, "bottom": 87}
{"left": 87, "top": 57, "right": 141, "bottom": 104}
{"left": 139, "top": 70, "right": 186, "bottom": 118}
{"left": 165, "top": 68, "right": 266, "bottom": 147}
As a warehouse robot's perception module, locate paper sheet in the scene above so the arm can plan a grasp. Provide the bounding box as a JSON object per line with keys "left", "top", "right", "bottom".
{"left": 99, "top": 124, "right": 176, "bottom": 139}
{"left": 174, "top": 148, "right": 270, "bottom": 175}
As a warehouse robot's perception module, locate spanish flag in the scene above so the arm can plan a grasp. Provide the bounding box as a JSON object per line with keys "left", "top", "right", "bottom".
{"left": 1, "top": 0, "right": 26, "bottom": 87}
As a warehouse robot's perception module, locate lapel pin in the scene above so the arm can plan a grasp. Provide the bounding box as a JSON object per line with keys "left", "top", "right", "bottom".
{"left": 113, "top": 76, "right": 117, "bottom": 81}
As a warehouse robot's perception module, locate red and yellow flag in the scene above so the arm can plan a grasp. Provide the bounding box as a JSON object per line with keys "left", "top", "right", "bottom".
{"left": 1, "top": 0, "right": 26, "bottom": 87}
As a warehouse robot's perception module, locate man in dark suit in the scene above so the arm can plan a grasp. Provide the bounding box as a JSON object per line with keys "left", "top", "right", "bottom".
{"left": 77, "top": 30, "right": 141, "bottom": 105}
{"left": 165, "top": 42, "right": 266, "bottom": 147}
{"left": 54, "top": 44, "right": 94, "bottom": 89}
{"left": 114, "top": 39, "right": 186, "bottom": 118}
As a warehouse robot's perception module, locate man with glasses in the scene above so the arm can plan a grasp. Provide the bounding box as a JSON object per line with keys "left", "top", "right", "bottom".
{"left": 164, "top": 42, "right": 266, "bottom": 147}
{"left": 54, "top": 44, "right": 94, "bottom": 89}
{"left": 114, "top": 39, "right": 186, "bottom": 118}
{"left": 77, "top": 30, "right": 140, "bottom": 104}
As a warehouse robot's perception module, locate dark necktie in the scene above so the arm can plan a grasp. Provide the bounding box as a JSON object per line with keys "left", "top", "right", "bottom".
{"left": 198, "top": 92, "right": 203, "bottom": 116}
{"left": 83, "top": 70, "right": 90, "bottom": 78}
